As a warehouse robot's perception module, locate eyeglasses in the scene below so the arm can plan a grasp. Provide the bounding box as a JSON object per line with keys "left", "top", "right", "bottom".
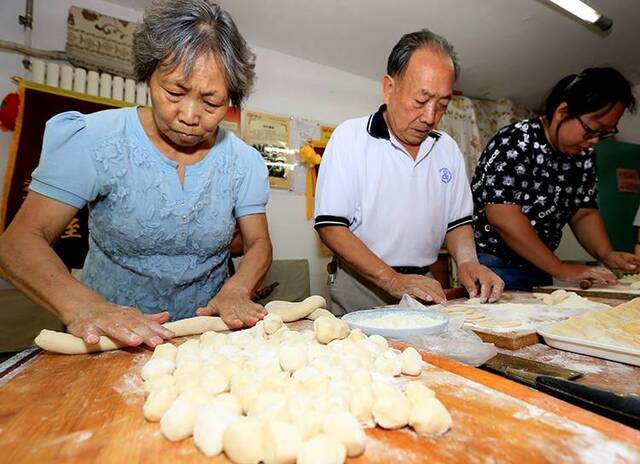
{"left": 576, "top": 116, "right": 618, "bottom": 140}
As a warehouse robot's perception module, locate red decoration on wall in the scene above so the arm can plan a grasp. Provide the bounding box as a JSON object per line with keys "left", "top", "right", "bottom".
{"left": 616, "top": 168, "right": 640, "bottom": 193}
{"left": 0, "top": 93, "right": 20, "bottom": 131}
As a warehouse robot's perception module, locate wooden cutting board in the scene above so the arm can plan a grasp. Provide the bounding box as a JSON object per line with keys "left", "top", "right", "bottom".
{"left": 1, "top": 324, "right": 639, "bottom": 463}
{"left": 470, "top": 328, "right": 541, "bottom": 350}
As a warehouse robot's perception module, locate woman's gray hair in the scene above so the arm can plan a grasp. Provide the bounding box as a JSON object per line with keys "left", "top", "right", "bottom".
{"left": 387, "top": 29, "right": 460, "bottom": 81}
{"left": 133, "top": 0, "right": 255, "bottom": 107}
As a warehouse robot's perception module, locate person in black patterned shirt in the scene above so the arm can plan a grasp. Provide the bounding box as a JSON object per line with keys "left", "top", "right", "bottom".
{"left": 472, "top": 68, "right": 639, "bottom": 290}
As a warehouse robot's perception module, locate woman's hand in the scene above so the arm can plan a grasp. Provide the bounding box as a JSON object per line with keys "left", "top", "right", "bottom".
{"left": 551, "top": 263, "right": 617, "bottom": 286}
{"left": 196, "top": 283, "right": 267, "bottom": 329}
{"left": 64, "top": 304, "right": 174, "bottom": 347}
{"left": 602, "top": 251, "right": 640, "bottom": 273}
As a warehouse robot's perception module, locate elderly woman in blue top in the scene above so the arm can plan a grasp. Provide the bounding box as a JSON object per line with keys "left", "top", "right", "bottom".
{"left": 0, "top": 0, "right": 272, "bottom": 348}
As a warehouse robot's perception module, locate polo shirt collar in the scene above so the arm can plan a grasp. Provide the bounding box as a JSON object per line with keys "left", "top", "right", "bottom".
{"left": 366, "top": 104, "right": 442, "bottom": 143}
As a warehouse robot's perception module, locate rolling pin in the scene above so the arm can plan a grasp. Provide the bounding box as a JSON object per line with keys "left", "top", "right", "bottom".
{"left": 579, "top": 279, "right": 593, "bottom": 290}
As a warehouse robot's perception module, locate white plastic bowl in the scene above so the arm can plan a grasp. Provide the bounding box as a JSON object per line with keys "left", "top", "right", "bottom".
{"left": 342, "top": 308, "right": 449, "bottom": 338}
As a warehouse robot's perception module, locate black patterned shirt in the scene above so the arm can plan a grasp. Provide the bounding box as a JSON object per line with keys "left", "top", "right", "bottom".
{"left": 471, "top": 117, "right": 598, "bottom": 263}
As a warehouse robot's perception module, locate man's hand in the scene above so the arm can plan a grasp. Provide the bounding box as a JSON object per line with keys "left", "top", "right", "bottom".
{"left": 602, "top": 251, "right": 640, "bottom": 274}
{"left": 457, "top": 261, "right": 504, "bottom": 303}
{"left": 196, "top": 283, "right": 267, "bottom": 329}
{"left": 385, "top": 273, "right": 446, "bottom": 304}
{"left": 552, "top": 263, "right": 617, "bottom": 286}
{"left": 65, "top": 304, "right": 173, "bottom": 347}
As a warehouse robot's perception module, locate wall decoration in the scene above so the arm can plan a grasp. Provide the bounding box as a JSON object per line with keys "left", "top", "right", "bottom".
{"left": 244, "top": 111, "right": 295, "bottom": 189}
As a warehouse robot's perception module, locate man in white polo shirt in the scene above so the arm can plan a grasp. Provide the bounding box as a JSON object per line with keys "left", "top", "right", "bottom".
{"left": 314, "top": 29, "right": 503, "bottom": 314}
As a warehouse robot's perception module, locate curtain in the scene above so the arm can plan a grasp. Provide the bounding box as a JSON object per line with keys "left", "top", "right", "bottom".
{"left": 438, "top": 96, "right": 536, "bottom": 180}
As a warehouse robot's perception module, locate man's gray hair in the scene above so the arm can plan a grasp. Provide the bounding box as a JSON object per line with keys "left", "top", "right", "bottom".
{"left": 387, "top": 29, "right": 460, "bottom": 81}
{"left": 133, "top": 0, "right": 255, "bottom": 107}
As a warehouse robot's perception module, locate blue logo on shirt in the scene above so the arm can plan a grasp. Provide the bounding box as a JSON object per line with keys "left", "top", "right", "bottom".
{"left": 439, "top": 167, "right": 452, "bottom": 184}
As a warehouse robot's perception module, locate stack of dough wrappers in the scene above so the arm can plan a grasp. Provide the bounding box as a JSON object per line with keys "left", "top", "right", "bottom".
{"left": 547, "top": 297, "right": 640, "bottom": 349}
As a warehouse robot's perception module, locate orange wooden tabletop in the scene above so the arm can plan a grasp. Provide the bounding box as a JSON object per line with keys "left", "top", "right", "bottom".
{"left": 1, "top": 323, "right": 639, "bottom": 463}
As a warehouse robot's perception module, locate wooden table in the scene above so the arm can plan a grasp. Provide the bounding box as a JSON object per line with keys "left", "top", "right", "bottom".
{"left": 1, "top": 320, "right": 639, "bottom": 463}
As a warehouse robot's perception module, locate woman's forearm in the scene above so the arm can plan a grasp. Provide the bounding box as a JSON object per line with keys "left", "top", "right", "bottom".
{"left": 225, "top": 235, "right": 272, "bottom": 293}
{"left": 0, "top": 228, "right": 105, "bottom": 324}
{"left": 486, "top": 205, "right": 563, "bottom": 275}
{"left": 569, "top": 209, "right": 614, "bottom": 261}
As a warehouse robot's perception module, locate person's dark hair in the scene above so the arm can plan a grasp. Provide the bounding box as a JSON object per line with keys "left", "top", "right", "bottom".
{"left": 133, "top": 0, "right": 255, "bottom": 107}
{"left": 544, "top": 67, "right": 636, "bottom": 120}
{"left": 387, "top": 29, "right": 460, "bottom": 80}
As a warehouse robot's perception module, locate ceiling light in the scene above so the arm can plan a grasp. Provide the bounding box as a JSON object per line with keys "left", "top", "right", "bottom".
{"left": 547, "top": 0, "right": 612, "bottom": 31}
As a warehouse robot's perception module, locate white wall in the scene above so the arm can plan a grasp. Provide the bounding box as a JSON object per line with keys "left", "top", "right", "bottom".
{"left": 248, "top": 45, "right": 381, "bottom": 294}
{"left": 0, "top": 1, "right": 382, "bottom": 295}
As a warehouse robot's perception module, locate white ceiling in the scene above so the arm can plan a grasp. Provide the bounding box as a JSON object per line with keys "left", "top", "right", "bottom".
{"left": 108, "top": 0, "right": 640, "bottom": 109}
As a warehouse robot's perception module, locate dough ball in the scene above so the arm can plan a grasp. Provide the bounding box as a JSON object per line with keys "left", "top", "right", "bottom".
{"left": 160, "top": 396, "right": 197, "bottom": 441}
{"left": 400, "top": 347, "right": 423, "bottom": 376}
{"left": 366, "top": 334, "right": 388, "bottom": 353}
{"left": 405, "top": 381, "right": 436, "bottom": 406}
{"left": 313, "top": 316, "right": 349, "bottom": 344}
{"left": 371, "top": 384, "right": 410, "bottom": 429}
{"left": 143, "top": 386, "right": 177, "bottom": 422}
{"left": 349, "top": 385, "right": 375, "bottom": 427}
{"left": 143, "top": 373, "right": 175, "bottom": 395}
{"left": 260, "top": 371, "right": 290, "bottom": 394}
{"left": 223, "top": 418, "right": 265, "bottom": 464}
{"left": 179, "top": 387, "right": 213, "bottom": 406}
{"left": 291, "top": 366, "right": 328, "bottom": 394}
{"left": 307, "top": 308, "right": 335, "bottom": 321}
{"left": 292, "top": 408, "right": 325, "bottom": 440}
{"left": 209, "top": 392, "right": 243, "bottom": 416}
{"left": 252, "top": 320, "right": 267, "bottom": 340}
{"left": 230, "top": 375, "right": 261, "bottom": 414}
{"left": 199, "top": 331, "right": 227, "bottom": 349}
{"left": 349, "top": 368, "right": 372, "bottom": 388}
{"left": 322, "top": 410, "right": 366, "bottom": 457}
{"left": 263, "top": 420, "right": 303, "bottom": 464}
{"left": 247, "top": 391, "right": 289, "bottom": 422}
{"left": 193, "top": 403, "right": 239, "bottom": 457}
{"left": 551, "top": 289, "right": 569, "bottom": 304}
{"left": 409, "top": 397, "right": 452, "bottom": 436}
{"left": 200, "top": 367, "right": 229, "bottom": 395}
{"left": 151, "top": 342, "right": 177, "bottom": 361}
{"left": 270, "top": 325, "right": 291, "bottom": 342}
{"left": 141, "top": 358, "right": 175, "bottom": 381}
{"left": 278, "top": 344, "right": 307, "bottom": 372}
{"left": 373, "top": 351, "right": 402, "bottom": 377}
{"left": 173, "top": 364, "right": 202, "bottom": 393}
{"left": 347, "top": 328, "right": 366, "bottom": 342}
{"left": 264, "top": 313, "right": 284, "bottom": 335}
{"left": 228, "top": 328, "right": 255, "bottom": 347}
{"left": 297, "top": 434, "right": 347, "bottom": 464}
{"left": 176, "top": 339, "right": 200, "bottom": 360}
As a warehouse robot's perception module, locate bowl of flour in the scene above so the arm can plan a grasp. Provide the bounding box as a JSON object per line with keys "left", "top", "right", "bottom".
{"left": 342, "top": 308, "right": 449, "bottom": 338}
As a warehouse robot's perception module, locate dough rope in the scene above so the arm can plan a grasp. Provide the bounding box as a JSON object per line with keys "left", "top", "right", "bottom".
{"left": 35, "top": 295, "right": 328, "bottom": 354}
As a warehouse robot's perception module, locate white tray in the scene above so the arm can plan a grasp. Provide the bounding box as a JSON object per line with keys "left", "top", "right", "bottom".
{"left": 538, "top": 326, "right": 640, "bottom": 367}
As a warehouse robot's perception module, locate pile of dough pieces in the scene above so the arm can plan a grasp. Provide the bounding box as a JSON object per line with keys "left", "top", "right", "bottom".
{"left": 548, "top": 297, "right": 640, "bottom": 349}
{"left": 619, "top": 274, "right": 640, "bottom": 289}
{"left": 445, "top": 306, "right": 522, "bottom": 330}
{"left": 533, "top": 289, "right": 604, "bottom": 310}
{"left": 140, "top": 314, "right": 452, "bottom": 464}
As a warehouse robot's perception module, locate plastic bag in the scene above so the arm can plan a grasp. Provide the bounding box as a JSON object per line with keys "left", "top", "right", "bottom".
{"left": 393, "top": 295, "right": 497, "bottom": 367}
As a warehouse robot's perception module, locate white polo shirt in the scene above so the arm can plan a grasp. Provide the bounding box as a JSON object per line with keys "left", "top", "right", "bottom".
{"left": 314, "top": 105, "right": 473, "bottom": 267}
